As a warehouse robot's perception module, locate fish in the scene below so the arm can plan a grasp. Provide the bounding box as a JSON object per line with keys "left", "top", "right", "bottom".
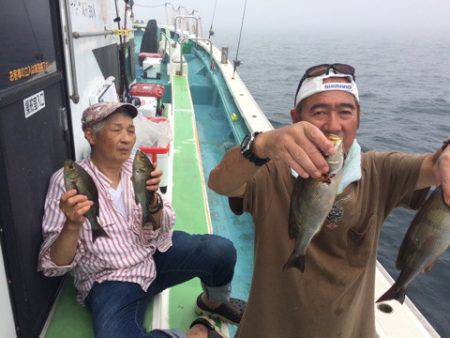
{"left": 63, "top": 160, "right": 107, "bottom": 242}
{"left": 377, "top": 186, "right": 450, "bottom": 303}
{"left": 132, "top": 149, "right": 157, "bottom": 228}
{"left": 284, "top": 134, "right": 345, "bottom": 272}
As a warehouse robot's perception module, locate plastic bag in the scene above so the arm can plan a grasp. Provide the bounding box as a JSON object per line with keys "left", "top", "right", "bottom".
{"left": 134, "top": 113, "right": 172, "bottom": 148}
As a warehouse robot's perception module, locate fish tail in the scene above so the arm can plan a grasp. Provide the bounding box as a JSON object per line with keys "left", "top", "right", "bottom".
{"left": 376, "top": 284, "right": 406, "bottom": 304}
{"left": 91, "top": 227, "right": 108, "bottom": 242}
{"left": 142, "top": 214, "right": 156, "bottom": 228}
{"left": 283, "top": 252, "right": 305, "bottom": 272}
{"left": 90, "top": 218, "right": 108, "bottom": 242}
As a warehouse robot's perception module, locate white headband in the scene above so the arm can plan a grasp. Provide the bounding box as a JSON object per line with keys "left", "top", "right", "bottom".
{"left": 295, "top": 71, "right": 359, "bottom": 107}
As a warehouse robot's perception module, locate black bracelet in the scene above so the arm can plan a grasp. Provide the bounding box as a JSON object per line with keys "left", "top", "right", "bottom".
{"left": 441, "top": 139, "right": 450, "bottom": 151}
{"left": 149, "top": 193, "right": 163, "bottom": 214}
{"left": 240, "top": 132, "right": 270, "bottom": 166}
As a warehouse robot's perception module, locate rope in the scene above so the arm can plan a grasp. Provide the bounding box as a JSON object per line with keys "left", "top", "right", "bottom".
{"left": 208, "top": 0, "right": 218, "bottom": 39}
{"left": 233, "top": 0, "right": 248, "bottom": 78}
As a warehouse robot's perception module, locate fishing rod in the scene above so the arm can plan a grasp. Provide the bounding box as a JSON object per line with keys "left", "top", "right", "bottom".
{"left": 233, "top": 0, "right": 248, "bottom": 79}
{"left": 114, "top": 0, "right": 131, "bottom": 101}
{"left": 208, "top": 0, "right": 218, "bottom": 39}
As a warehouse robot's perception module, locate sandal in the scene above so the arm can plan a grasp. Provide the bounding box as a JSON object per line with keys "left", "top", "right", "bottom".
{"left": 195, "top": 293, "right": 247, "bottom": 325}
{"left": 189, "top": 316, "right": 225, "bottom": 338}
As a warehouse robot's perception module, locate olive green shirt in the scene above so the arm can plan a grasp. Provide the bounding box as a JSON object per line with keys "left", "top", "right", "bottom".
{"left": 237, "top": 151, "right": 428, "bottom": 338}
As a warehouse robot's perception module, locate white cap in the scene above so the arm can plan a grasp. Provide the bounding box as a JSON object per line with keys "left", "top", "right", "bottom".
{"left": 295, "top": 70, "right": 359, "bottom": 107}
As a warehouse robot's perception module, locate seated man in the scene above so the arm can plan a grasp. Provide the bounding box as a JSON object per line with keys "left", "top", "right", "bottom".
{"left": 38, "top": 102, "right": 246, "bottom": 338}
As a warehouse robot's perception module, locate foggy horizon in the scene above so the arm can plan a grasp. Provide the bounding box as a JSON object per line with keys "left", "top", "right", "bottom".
{"left": 133, "top": 0, "right": 450, "bottom": 34}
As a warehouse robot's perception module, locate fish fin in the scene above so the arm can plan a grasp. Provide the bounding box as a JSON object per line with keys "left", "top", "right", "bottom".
{"left": 288, "top": 203, "right": 300, "bottom": 239}
{"left": 376, "top": 285, "right": 406, "bottom": 304}
{"left": 92, "top": 227, "right": 108, "bottom": 242}
{"left": 283, "top": 253, "right": 305, "bottom": 272}
{"left": 422, "top": 258, "right": 437, "bottom": 273}
{"left": 288, "top": 215, "right": 298, "bottom": 239}
{"left": 142, "top": 213, "right": 157, "bottom": 228}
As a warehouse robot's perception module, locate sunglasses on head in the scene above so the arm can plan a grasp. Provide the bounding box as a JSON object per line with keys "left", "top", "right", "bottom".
{"left": 294, "top": 63, "right": 356, "bottom": 106}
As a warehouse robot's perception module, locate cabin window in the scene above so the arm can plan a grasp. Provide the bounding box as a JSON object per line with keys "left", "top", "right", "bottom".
{"left": 0, "top": 0, "right": 58, "bottom": 91}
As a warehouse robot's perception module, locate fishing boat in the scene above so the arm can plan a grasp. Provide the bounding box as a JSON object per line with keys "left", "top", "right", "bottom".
{"left": 0, "top": 1, "right": 441, "bottom": 337}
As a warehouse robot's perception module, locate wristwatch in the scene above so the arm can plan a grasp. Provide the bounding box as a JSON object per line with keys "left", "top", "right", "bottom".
{"left": 149, "top": 192, "right": 163, "bottom": 214}
{"left": 240, "top": 132, "right": 270, "bottom": 166}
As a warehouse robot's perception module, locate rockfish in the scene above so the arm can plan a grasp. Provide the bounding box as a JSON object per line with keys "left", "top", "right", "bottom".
{"left": 132, "top": 149, "right": 156, "bottom": 227}
{"left": 284, "top": 135, "right": 345, "bottom": 271}
{"left": 64, "top": 160, "right": 107, "bottom": 242}
{"left": 377, "top": 186, "right": 450, "bottom": 303}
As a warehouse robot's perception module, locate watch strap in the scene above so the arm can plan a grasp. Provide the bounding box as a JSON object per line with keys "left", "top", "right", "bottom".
{"left": 241, "top": 132, "right": 270, "bottom": 166}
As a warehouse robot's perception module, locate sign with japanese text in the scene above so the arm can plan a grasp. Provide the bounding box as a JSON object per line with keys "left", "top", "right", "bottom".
{"left": 23, "top": 91, "right": 45, "bottom": 118}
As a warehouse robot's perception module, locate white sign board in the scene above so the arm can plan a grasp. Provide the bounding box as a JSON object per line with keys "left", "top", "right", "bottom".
{"left": 23, "top": 91, "right": 45, "bottom": 118}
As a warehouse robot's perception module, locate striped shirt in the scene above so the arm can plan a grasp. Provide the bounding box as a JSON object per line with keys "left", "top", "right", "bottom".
{"left": 37, "top": 157, "right": 175, "bottom": 304}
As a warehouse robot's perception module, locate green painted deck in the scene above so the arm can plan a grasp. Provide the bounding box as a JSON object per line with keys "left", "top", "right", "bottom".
{"left": 44, "top": 277, "right": 93, "bottom": 337}
{"left": 44, "top": 74, "right": 210, "bottom": 337}
{"left": 168, "top": 74, "right": 211, "bottom": 330}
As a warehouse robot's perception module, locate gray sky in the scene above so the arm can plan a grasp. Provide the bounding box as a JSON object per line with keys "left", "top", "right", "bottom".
{"left": 133, "top": 0, "right": 450, "bottom": 34}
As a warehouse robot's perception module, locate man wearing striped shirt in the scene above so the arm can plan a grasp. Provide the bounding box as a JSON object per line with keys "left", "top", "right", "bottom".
{"left": 38, "top": 102, "right": 245, "bottom": 338}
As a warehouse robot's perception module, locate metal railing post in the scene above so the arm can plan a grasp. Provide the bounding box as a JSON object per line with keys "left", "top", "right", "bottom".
{"left": 63, "top": 0, "right": 80, "bottom": 103}
{"left": 179, "top": 42, "right": 183, "bottom": 75}
{"left": 72, "top": 29, "right": 115, "bottom": 39}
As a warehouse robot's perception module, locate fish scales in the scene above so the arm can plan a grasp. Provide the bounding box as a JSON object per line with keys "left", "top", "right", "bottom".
{"left": 63, "top": 160, "right": 107, "bottom": 242}
{"left": 284, "top": 135, "right": 345, "bottom": 272}
{"left": 377, "top": 186, "right": 450, "bottom": 303}
{"left": 132, "top": 149, "right": 156, "bottom": 228}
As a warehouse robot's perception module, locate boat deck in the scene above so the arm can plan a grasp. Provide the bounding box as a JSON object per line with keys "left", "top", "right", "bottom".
{"left": 167, "top": 74, "right": 212, "bottom": 330}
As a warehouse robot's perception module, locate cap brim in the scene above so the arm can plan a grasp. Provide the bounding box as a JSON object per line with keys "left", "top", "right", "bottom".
{"left": 114, "top": 103, "right": 138, "bottom": 118}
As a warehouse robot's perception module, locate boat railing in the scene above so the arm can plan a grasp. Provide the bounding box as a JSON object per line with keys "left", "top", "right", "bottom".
{"left": 174, "top": 16, "right": 201, "bottom": 41}
{"left": 192, "top": 38, "right": 214, "bottom": 70}
{"left": 72, "top": 29, "right": 132, "bottom": 39}
{"left": 161, "top": 30, "right": 187, "bottom": 76}
{"left": 176, "top": 36, "right": 214, "bottom": 75}
{"left": 159, "top": 30, "right": 173, "bottom": 58}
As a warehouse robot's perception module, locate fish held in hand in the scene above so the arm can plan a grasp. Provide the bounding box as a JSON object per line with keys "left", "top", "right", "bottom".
{"left": 63, "top": 160, "right": 107, "bottom": 242}
{"left": 284, "top": 135, "right": 345, "bottom": 272}
{"left": 377, "top": 186, "right": 450, "bottom": 304}
{"left": 132, "top": 149, "right": 157, "bottom": 228}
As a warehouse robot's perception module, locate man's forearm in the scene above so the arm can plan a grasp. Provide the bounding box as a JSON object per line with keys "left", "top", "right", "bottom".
{"left": 49, "top": 221, "right": 81, "bottom": 266}
{"left": 208, "top": 146, "right": 262, "bottom": 196}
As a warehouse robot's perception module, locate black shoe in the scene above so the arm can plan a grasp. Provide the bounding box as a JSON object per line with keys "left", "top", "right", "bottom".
{"left": 190, "top": 316, "right": 225, "bottom": 338}
{"left": 195, "top": 293, "right": 247, "bottom": 325}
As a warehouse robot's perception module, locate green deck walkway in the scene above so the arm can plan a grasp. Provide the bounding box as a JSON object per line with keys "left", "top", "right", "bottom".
{"left": 168, "top": 74, "right": 211, "bottom": 330}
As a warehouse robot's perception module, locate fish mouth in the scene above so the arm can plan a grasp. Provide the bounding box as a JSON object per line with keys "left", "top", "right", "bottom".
{"left": 328, "top": 159, "right": 341, "bottom": 166}
{"left": 326, "top": 134, "right": 343, "bottom": 144}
